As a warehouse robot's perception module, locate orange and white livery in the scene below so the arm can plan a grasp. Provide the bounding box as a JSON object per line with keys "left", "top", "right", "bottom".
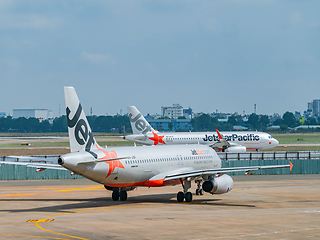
{"left": 1, "top": 87, "right": 291, "bottom": 203}
{"left": 125, "top": 106, "right": 279, "bottom": 152}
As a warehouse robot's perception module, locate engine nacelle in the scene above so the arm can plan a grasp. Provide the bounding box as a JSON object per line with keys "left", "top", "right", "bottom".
{"left": 202, "top": 175, "right": 233, "bottom": 194}
{"left": 225, "top": 145, "right": 246, "bottom": 152}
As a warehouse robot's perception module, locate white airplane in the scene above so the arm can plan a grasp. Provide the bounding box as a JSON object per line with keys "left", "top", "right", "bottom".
{"left": 1, "top": 87, "right": 292, "bottom": 203}
{"left": 124, "top": 106, "right": 279, "bottom": 152}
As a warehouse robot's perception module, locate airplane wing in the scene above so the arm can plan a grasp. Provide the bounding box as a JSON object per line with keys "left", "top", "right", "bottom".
{"left": 164, "top": 161, "right": 293, "bottom": 181}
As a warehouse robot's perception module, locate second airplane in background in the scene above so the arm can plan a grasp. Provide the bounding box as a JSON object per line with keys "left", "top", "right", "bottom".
{"left": 124, "top": 106, "right": 279, "bottom": 152}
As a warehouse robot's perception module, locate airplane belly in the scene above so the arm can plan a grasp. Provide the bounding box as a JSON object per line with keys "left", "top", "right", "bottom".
{"left": 102, "top": 167, "right": 156, "bottom": 187}
{"left": 76, "top": 163, "right": 110, "bottom": 184}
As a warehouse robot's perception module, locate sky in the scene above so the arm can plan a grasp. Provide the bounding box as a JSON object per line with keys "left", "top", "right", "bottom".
{"left": 1, "top": 0, "right": 320, "bottom": 118}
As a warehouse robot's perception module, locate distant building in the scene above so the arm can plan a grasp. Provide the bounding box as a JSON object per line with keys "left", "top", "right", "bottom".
{"left": 270, "top": 113, "right": 281, "bottom": 124}
{"left": 304, "top": 109, "right": 312, "bottom": 118}
{"left": 312, "top": 99, "right": 320, "bottom": 116}
{"left": 233, "top": 126, "right": 248, "bottom": 130}
{"left": 307, "top": 99, "right": 320, "bottom": 116}
{"left": 0, "top": 112, "right": 6, "bottom": 118}
{"left": 183, "top": 108, "right": 193, "bottom": 119}
{"left": 308, "top": 102, "right": 313, "bottom": 114}
{"left": 294, "top": 111, "right": 301, "bottom": 119}
{"left": 161, "top": 104, "right": 183, "bottom": 119}
{"left": 218, "top": 119, "right": 228, "bottom": 124}
{"left": 13, "top": 109, "right": 53, "bottom": 120}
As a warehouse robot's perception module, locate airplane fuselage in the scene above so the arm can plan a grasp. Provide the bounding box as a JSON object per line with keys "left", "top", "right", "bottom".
{"left": 60, "top": 144, "right": 220, "bottom": 188}
{"left": 124, "top": 131, "right": 279, "bottom": 150}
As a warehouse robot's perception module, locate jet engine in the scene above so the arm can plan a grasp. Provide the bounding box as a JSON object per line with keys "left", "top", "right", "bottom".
{"left": 202, "top": 175, "right": 233, "bottom": 194}
{"left": 225, "top": 145, "right": 246, "bottom": 152}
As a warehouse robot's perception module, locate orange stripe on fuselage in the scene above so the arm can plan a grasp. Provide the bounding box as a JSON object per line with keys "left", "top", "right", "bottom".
{"left": 104, "top": 179, "right": 181, "bottom": 188}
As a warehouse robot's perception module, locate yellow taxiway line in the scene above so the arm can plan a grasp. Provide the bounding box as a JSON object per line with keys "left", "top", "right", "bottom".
{"left": 33, "top": 203, "right": 150, "bottom": 240}
{"left": 0, "top": 233, "right": 71, "bottom": 239}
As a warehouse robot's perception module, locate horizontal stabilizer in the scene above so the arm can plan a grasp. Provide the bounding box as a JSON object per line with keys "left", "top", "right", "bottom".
{"left": 7, "top": 155, "right": 59, "bottom": 162}
{"left": 0, "top": 161, "right": 66, "bottom": 170}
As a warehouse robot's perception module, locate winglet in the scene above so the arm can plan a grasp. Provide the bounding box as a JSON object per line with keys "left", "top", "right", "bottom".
{"left": 216, "top": 129, "right": 223, "bottom": 140}
{"left": 289, "top": 161, "right": 293, "bottom": 171}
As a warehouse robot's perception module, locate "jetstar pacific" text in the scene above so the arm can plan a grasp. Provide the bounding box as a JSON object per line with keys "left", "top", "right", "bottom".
{"left": 203, "top": 133, "right": 260, "bottom": 142}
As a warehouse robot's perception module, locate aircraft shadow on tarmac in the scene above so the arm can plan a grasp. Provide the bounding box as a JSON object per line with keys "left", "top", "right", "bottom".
{"left": 1, "top": 193, "right": 255, "bottom": 213}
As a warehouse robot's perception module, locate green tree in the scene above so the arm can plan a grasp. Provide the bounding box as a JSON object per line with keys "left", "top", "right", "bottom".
{"left": 259, "top": 115, "right": 270, "bottom": 130}
{"left": 52, "top": 116, "right": 67, "bottom": 132}
{"left": 191, "top": 114, "right": 220, "bottom": 131}
{"left": 39, "top": 120, "right": 51, "bottom": 132}
{"left": 228, "top": 115, "right": 243, "bottom": 126}
{"left": 306, "top": 117, "right": 317, "bottom": 125}
{"left": 0, "top": 116, "right": 12, "bottom": 132}
{"left": 273, "top": 118, "right": 283, "bottom": 126}
{"left": 282, "top": 111, "right": 298, "bottom": 128}
{"left": 247, "top": 113, "right": 260, "bottom": 130}
{"left": 227, "top": 116, "right": 237, "bottom": 125}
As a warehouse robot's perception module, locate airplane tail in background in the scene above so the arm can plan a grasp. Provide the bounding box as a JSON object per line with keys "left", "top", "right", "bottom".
{"left": 127, "top": 106, "right": 155, "bottom": 134}
{"left": 64, "top": 86, "right": 99, "bottom": 155}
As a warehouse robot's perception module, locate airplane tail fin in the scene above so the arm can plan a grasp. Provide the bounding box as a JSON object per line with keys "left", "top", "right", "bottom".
{"left": 127, "top": 106, "right": 155, "bottom": 134}
{"left": 64, "top": 86, "right": 99, "bottom": 155}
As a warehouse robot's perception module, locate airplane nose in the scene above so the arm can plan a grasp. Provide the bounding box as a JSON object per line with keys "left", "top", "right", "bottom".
{"left": 273, "top": 139, "right": 279, "bottom": 146}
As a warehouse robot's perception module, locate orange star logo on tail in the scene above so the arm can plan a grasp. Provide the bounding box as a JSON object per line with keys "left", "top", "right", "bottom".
{"left": 96, "top": 145, "right": 125, "bottom": 178}
{"left": 149, "top": 132, "right": 166, "bottom": 145}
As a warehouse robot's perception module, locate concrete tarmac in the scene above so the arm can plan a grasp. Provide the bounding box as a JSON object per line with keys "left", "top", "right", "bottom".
{"left": 0, "top": 175, "right": 320, "bottom": 240}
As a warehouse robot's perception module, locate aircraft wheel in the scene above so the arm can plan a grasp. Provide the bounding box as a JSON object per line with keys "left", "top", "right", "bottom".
{"left": 112, "top": 190, "right": 119, "bottom": 201}
{"left": 196, "top": 189, "right": 199, "bottom": 195}
{"left": 199, "top": 189, "right": 204, "bottom": 195}
{"left": 185, "top": 192, "right": 192, "bottom": 202}
{"left": 177, "top": 191, "right": 184, "bottom": 202}
{"left": 120, "top": 191, "right": 127, "bottom": 201}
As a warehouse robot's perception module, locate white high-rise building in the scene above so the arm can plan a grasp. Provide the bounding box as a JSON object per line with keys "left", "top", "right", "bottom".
{"left": 313, "top": 99, "right": 320, "bottom": 116}
{"left": 161, "top": 104, "right": 183, "bottom": 119}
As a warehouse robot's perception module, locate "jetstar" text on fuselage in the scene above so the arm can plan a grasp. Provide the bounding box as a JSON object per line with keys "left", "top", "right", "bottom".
{"left": 203, "top": 134, "right": 260, "bottom": 142}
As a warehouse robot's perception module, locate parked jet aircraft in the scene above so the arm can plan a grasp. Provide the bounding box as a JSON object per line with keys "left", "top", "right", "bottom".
{"left": 1, "top": 87, "right": 291, "bottom": 203}
{"left": 124, "top": 106, "right": 279, "bottom": 152}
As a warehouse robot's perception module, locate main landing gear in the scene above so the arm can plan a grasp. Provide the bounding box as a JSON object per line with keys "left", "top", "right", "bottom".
{"left": 177, "top": 179, "right": 193, "bottom": 203}
{"left": 111, "top": 188, "right": 127, "bottom": 201}
{"left": 105, "top": 186, "right": 135, "bottom": 201}
{"left": 177, "top": 179, "right": 204, "bottom": 202}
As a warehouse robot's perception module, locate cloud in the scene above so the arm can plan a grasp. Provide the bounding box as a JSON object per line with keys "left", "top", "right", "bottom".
{"left": 80, "top": 51, "right": 117, "bottom": 65}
